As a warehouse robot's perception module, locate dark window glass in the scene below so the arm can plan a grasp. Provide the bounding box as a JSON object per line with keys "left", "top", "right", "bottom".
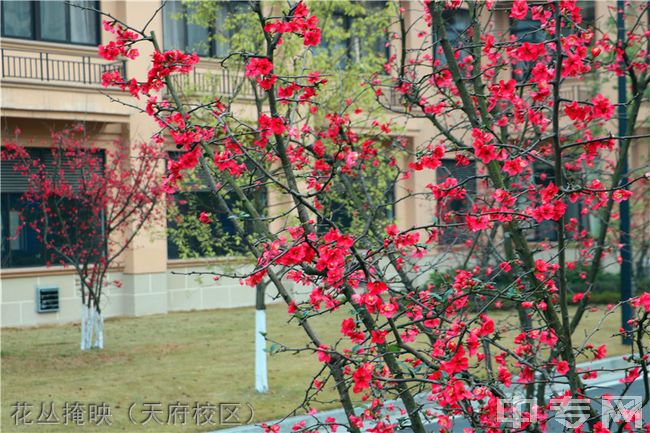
{"left": 511, "top": 16, "right": 547, "bottom": 82}
{"left": 317, "top": 1, "right": 390, "bottom": 69}
{"left": 163, "top": 0, "right": 186, "bottom": 51}
{"left": 435, "top": 9, "right": 471, "bottom": 65}
{"left": 1, "top": 147, "right": 104, "bottom": 269}
{"left": 578, "top": 1, "right": 595, "bottom": 29}
{"left": 316, "top": 11, "right": 349, "bottom": 69}
{"left": 1, "top": 1, "right": 99, "bottom": 45}
{"left": 163, "top": 1, "right": 243, "bottom": 58}
{"left": 1, "top": 193, "right": 47, "bottom": 268}
{"left": 40, "top": 1, "right": 67, "bottom": 42}
{"left": 212, "top": 4, "right": 233, "bottom": 57}
{"left": 511, "top": 18, "right": 547, "bottom": 44}
{"left": 560, "top": 1, "right": 595, "bottom": 36}
{"left": 167, "top": 191, "right": 242, "bottom": 259}
{"left": 367, "top": 1, "right": 391, "bottom": 60}
{"left": 436, "top": 159, "right": 476, "bottom": 245}
{"left": 315, "top": 169, "right": 396, "bottom": 237}
{"left": 1, "top": 1, "right": 34, "bottom": 38}
{"left": 187, "top": 22, "right": 210, "bottom": 56}
{"left": 70, "top": 1, "right": 99, "bottom": 44}
{"left": 166, "top": 151, "right": 264, "bottom": 259}
{"left": 527, "top": 165, "right": 589, "bottom": 242}
{"left": 529, "top": 165, "right": 558, "bottom": 242}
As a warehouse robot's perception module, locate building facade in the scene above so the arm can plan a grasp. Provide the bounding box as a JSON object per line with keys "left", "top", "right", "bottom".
{"left": 1, "top": 1, "right": 647, "bottom": 327}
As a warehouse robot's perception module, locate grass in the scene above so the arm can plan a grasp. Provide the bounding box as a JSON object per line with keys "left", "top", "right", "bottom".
{"left": 0, "top": 302, "right": 635, "bottom": 433}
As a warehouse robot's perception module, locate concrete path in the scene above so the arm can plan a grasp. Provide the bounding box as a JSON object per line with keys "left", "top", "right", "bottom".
{"left": 210, "top": 355, "right": 639, "bottom": 433}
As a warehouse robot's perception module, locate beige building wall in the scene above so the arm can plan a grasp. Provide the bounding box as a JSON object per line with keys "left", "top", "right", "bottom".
{"left": 0, "top": 0, "right": 359, "bottom": 327}
{"left": 0, "top": 1, "right": 642, "bottom": 327}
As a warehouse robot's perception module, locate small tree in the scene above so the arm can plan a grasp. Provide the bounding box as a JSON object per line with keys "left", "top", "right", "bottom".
{"left": 2, "top": 126, "right": 165, "bottom": 350}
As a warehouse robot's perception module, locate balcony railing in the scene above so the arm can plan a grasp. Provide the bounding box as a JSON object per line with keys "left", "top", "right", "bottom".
{"left": 1, "top": 48, "right": 125, "bottom": 86}
{"left": 168, "top": 66, "right": 255, "bottom": 100}
{"left": 559, "top": 84, "right": 592, "bottom": 102}
{"left": 168, "top": 65, "right": 404, "bottom": 107}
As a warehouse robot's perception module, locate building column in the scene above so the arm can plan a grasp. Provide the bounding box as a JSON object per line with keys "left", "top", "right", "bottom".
{"left": 117, "top": 1, "right": 169, "bottom": 316}
{"left": 121, "top": 112, "right": 169, "bottom": 316}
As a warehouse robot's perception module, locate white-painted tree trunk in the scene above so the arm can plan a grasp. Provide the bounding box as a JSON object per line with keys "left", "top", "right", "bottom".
{"left": 255, "top": 308, "right": 268, "bottom": 393}
{"left": 80, "top": 304, "right": 104, "bottom": 350}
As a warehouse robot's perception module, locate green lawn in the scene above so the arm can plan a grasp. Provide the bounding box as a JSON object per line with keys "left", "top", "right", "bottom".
{"left": 1, "top": 303, "right": 634, "bottom": 432}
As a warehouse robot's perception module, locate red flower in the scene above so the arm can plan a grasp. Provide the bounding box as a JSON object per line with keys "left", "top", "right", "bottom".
{"left": 510, "top": 0, "right": 528, "bottom": 19}
{"left": 612, "top": 188, "right": 632, "bottom": 203}
{"left": 245, "top": 58, "right": 274, "bottom": 78}
{"left": 199, "top": 212, "right": 213, "bottom": 224}
{"left": 440, "top": 346, "right": 468, "bottom": 375}
{"left": 516, "top": 42, "right": 546, "bottom": 62}
{"left": 303, "top": 29, "right": 321, "bottom": 46}
{"left": 556, "top": 360, "right": 569, "bottom": 375}
{"left": 565, "top": 101, "right": 590, "bottom": 122}
{"left": 379, "top": 300, "right": 398, "bottom": 318}
{"left": 498, "top": 366, "right": 513, "bottom": 387}
{"left": 385, "top": 224, "right": 399, "bottom": 237}
{"left": 633, "top": 292, "right": 650, "bottom": 312}
{"left": 352, "top": 363, "right": 373, "bottom": 393}
{"left": 371, "top": 330, "right": 389, "bottom": 344}
{"left": 620, "top": 367, "right": 641, "bottom": 384}
{"left": 591, "top": 94, "right": 614, "bottom": 120}
{"left": 478, "top": 314, "right": 495, "bottom": 337}
{"left": 259, "top": 114, "right": 286, "bottom": 135}
{"left": 503, "top": 157, "right": 527, "bottom": 175}
{"left": 572, "top": 292, "right": 585, "bottom": 303}
{"left": 317, "top": 345, "right": 331, "bottom": 363}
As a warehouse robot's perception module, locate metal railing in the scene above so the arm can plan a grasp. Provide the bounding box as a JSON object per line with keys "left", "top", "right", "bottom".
{"left": 1, "top": 48, "right": 125, "bottom": 86}
{"left": 559, "top": 84, "right": 592, "bottom": 102}
{"left": 168, "top": 66, "right": 255, "bottom": 99}
{"left": 168, "top": 65, "right": 405, "bottom": 107}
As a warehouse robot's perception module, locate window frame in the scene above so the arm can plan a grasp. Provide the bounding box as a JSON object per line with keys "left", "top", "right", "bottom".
{"left": 162, "top": 0, "right": 241, "bottom": 58}
{"left": 165, "top": 151, "right": 266, "bottom": 260}
{"left": 435, "top": 159, "right": 477, "bottom": 246}
{"left": 1, "top": 146, "right": 107, "bottom": 269}
{"left": 0, "top": 1, "right": 101, "bottom": 47}
{"left": 316, "top": 1, "right": 391, "bottom": 69}
{"left": 433, "top": 8, "right": 472, "bottom": 66}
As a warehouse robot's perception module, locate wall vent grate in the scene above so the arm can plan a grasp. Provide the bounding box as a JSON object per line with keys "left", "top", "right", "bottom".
{"left": 36, "top": 287, "right": 59, "bottom": 313}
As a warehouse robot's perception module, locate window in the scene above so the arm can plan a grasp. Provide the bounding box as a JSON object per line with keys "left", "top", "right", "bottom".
{"left": 167, "top": 191, "right": 245, "bottom": 259}
{"left": 528, "top": 164, "right": 557, "bottom": 241}
{"left": 436, "top": 159, "right": 476, "bottom": 245}
{"left": 349, "top": 1, "right": 390, "bottom": 63}
{"left": 315, "top": 169, "right": 396, "bottom": 238}
{"left": 1, "top": 193, "right": 46, "bottom": 268}
{"left": 166, "top": 151, "right": 264, "bottom": 259}
{"left": 510, "top": 15, "right": 546, "bottom": 82}
{"left": 574, "top": 1, "right": 595, "bottom": 30}
{"left": 1, "top": 1, "right": 100, "bottom": 45}
{"left": 561, "top": 1, "right": 595, "bottom": 35}
{"left": 162, "top": 1, "right": 244, "bottom": 58}
{"left": 434, "top": 9, "right": 471, "bottom": 65}
{"left": 510, "top": 2, "right": 594, "bottom": 82}
{"left": 317, "top": 1, "right": 390, "bottom": 69}
{"left": 526, "top": 164, "right": 589, "bottom": 242}
{"left": 1, "top": 147, "right": 104, "bottom": 269}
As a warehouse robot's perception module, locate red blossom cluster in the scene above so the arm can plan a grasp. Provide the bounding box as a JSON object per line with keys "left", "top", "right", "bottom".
{"left": 98, "top": 20, "right": 139, "bottom": 60}
{"left": 263, "top": 2, "right": 321, "bottom": 47}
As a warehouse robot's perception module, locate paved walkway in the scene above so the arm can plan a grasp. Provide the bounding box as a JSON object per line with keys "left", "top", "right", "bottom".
{"left": 211, "top": 356, "right": 633, "bottom": 433}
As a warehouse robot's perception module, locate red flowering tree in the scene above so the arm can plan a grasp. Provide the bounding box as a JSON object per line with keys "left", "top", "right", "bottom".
{"left": 98, "top": 1, "right": 650, "bottom": 432}
{"left": 2, "top": 126, "right": 165, "bottom": 350}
